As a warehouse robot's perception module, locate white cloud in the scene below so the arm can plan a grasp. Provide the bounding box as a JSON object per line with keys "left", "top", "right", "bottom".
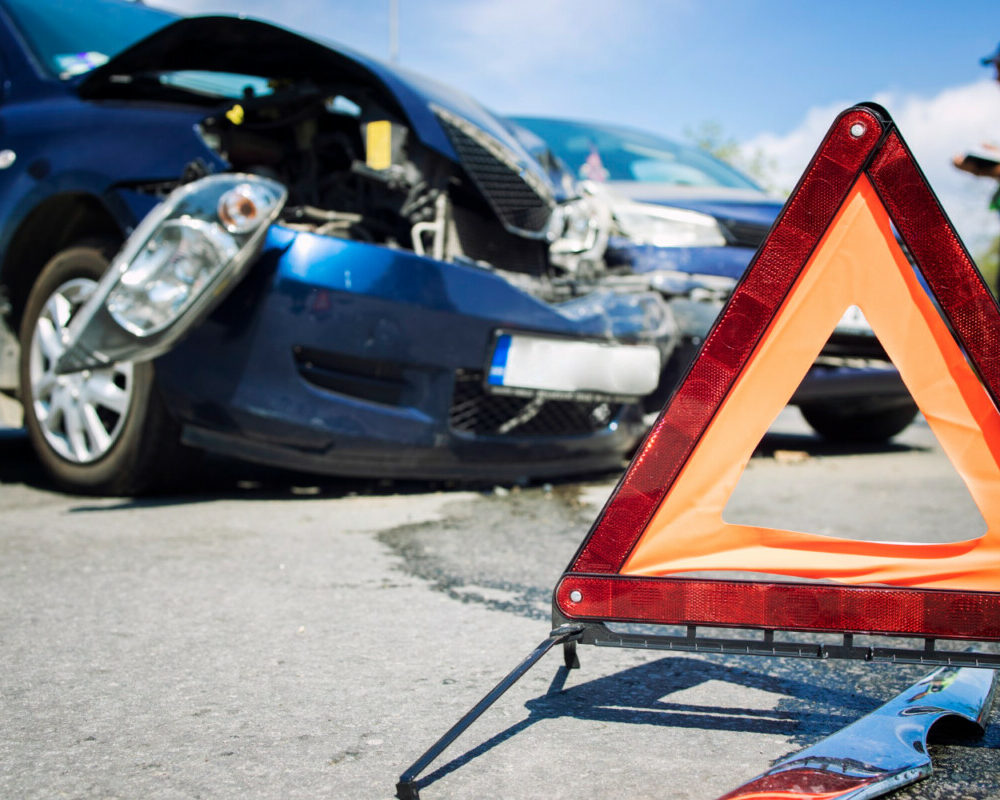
{"left": 404, "top": 0, "right": 679, "bottom": 115}
{"left": 429, "top": 0, "right": 648, "bottom": 78}
{"left": 741, "top": 81, "right": 1000, "bottom": 257}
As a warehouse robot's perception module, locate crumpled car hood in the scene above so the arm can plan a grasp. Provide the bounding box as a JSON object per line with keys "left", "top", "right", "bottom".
{"left": 77, "top": 15, "right": 547, "bottom": 186}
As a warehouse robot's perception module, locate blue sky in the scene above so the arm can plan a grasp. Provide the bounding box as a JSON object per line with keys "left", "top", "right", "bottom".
{"left": 151, "top": 0, "right": 1000, "bottom": 251}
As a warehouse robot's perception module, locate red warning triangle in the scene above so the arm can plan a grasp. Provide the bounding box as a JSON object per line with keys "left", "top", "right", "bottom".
{"left": 555, "top": 104, "right": 1000, "bottom": 641}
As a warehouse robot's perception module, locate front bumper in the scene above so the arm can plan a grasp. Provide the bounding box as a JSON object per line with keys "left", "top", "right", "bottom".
{"left": 606, "top": 239, "right": 756, "bottom": 279}
{"left": 153, "top": 226, "right": 669, "bottom": 480}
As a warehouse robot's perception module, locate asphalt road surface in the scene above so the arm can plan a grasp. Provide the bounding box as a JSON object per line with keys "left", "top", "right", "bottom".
{"left": 1, "top": 408, "right": 998, "bottom": 799}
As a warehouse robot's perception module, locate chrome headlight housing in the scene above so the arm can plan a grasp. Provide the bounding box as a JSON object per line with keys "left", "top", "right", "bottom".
{"left": 105, "top": 217, "right": 241, "bottom": 336}
{"left": 56, "top": 173, "right": 287, "bottom": 373}
{"left": 614, "top": 201, "right": 727, "bottom": 248}
{"left": 548, "top": 184, "right": 612, "bottom": 272}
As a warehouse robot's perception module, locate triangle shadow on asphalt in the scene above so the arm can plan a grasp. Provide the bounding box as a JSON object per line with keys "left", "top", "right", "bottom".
{"left": 411, "top": 653, "right": 910, "bottom": 792}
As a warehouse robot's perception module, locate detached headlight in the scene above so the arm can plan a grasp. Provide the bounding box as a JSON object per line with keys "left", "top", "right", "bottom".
{"left": 106, "top": 218, "right": 240, "bottom": 335}
{"left": 106, "top": 177, "right": 284, "bottom": 336}
{"left": 55, "top": 174, "right": 287, "bottom": 373}
{"left": 614, "top": 201, "right": 726, "bottom": 248}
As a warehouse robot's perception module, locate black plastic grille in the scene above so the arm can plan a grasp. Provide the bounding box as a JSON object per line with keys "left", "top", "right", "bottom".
{"left": 293, "top": 346, "right": 407, "bottom": 406}
{"left": 450, "top": 370, "right": 622, "bottom": 437}
{"left": 450, "top": 206, "right": 548, "bottom": 274}
{"left": 436, "top": 115, "right": 552, "bottom": 234}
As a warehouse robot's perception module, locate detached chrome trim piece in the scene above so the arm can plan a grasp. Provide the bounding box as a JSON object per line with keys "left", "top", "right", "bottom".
{"left": 716, "top": 666, "right": 998, "bottom": 800}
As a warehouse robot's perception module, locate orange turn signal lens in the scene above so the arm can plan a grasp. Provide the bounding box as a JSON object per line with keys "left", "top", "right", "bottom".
{"left": 218, "top": 184, "right": 262, "bottom": 233}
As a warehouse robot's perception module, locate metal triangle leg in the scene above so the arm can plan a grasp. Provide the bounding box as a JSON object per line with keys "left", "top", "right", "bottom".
{"left": 395, "top": 624, "right": 583, "bottom": 799}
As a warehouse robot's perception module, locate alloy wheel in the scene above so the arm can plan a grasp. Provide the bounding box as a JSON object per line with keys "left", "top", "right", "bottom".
{"left": 28, "top": 277, "right": 134, "bottom": 463}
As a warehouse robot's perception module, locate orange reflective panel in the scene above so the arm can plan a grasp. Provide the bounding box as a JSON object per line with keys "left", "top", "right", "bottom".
{"left": 621, "top": 176, "right": 1000, "bottom": 590}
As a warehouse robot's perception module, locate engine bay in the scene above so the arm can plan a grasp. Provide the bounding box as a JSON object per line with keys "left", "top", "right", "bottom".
{"left": 193, "top": 82, "right": 601, "bottom": 292}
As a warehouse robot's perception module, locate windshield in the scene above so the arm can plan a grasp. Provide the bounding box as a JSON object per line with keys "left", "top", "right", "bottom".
{"left": 511, "top": 117, "right": 761, "bottom": 191}
{"left": 1, "top": 0, "right": 177, "bottom": 79}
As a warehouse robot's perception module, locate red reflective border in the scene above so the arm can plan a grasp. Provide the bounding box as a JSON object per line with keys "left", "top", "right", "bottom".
{"left": 867, "top": 131, "right": 1000, "bottom": 408}
{"left": 569, "top": 107, "right": 1000, "bottom": 580}
{"left": 570, "top": 108, "right": 885, "bottom": 574}
{"left": 556, "top": 575, "right": 1000, "bottom": 640}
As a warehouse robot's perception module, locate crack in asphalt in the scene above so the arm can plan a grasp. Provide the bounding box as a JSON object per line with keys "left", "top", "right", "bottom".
{"left": 376, "top": 519, "right": 552, "bottom": 621}
{"left": 377, "top": 483, "right": 597, "bottom": 621}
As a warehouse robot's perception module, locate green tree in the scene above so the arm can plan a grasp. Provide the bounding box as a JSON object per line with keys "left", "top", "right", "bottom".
{"left": 976, "top": 235, "right": 999, "bottom": 296}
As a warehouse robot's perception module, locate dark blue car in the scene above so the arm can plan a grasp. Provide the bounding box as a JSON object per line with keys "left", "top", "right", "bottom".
{"left": 510, "top": 117, "right": 918, "bottom": 442}
{"left": 0, "top": 1, "right": 674, "bottom": 493}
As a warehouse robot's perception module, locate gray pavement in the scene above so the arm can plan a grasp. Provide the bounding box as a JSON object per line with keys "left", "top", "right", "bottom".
{"left": 1, "top": 409, "right": 998, "bottom": 799}
{"left": 0, "top": 392, "right": 20, "bottom": 427}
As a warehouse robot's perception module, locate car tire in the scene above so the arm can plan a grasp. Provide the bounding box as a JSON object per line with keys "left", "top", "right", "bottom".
{"left": 18, "top": 240, "right": 187, "bottom": 494}
{"left": 799, "top": 400, "right": 919, "bottom": 444}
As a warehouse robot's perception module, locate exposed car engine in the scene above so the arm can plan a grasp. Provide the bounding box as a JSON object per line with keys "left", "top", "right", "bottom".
{"left": 193, "top": 83, "right": 604, "bottom": 294}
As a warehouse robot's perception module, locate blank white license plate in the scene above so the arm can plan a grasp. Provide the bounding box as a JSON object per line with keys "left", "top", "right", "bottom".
{"left": 487, "top": 333, "right": 660, "bottom": 398}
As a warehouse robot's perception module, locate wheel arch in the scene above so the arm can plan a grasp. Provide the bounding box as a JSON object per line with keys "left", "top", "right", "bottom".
{"left": 1, "top": 192, "right": 125, "bottom": 332}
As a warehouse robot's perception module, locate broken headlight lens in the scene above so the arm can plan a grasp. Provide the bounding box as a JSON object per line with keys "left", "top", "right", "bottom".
{"left": 614, "top": 201, "right": 726, "bottom": 248}
{"left": 104, "top": 175, "right": 285, "bottom": 337}
{"left": 107, "top": 219, "right": 239, "bottom": 335}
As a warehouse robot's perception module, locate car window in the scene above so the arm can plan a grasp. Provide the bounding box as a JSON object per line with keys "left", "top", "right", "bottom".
{"left": 159, "top": 71, "right": 274, "bottom": 100}
{"left": 511, "top": 117, "right": 761, "bottom": 191}
{"left": 1, "top": 0, "right": 176, "bottom": 79}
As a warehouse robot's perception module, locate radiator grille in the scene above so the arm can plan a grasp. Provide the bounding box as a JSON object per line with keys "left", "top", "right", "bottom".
{"left": 434, "top": 107, "right": 553, "bottom": 235}
{"left": 450, "top": 370, "right": 621, "bottom": 437}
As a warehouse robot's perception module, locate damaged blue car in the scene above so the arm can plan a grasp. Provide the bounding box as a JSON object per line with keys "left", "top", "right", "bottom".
{"left": 0, "top": 0, "right": 673, "bottom": 493}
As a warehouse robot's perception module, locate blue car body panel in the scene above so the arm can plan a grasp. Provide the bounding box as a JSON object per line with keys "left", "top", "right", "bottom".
{"left": 0, "top": 98, "right": 218, "bottom": 244}
{"left": 607, "top": 239, "right": 759, "bottom": 279}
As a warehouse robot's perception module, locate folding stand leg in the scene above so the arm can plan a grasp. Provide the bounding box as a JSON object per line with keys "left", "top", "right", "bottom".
{"left": 563, "top": 639, "right": 580, "bottom": 669}
{"left": 395, "top": 624, "right": 583, "bottom": 800}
